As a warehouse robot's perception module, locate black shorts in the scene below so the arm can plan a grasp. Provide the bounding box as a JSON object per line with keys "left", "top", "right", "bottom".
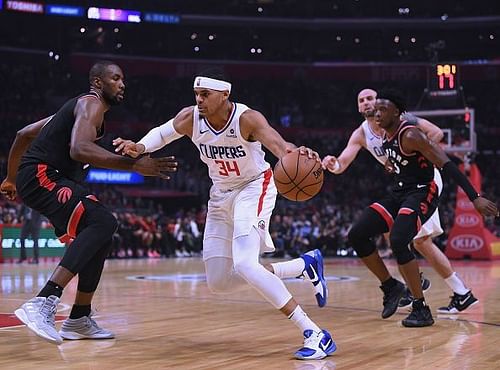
{"left": 17, "top": 163, "right": 99, "bottom": 240}
{"left": 369, "top": 181, "right": 440, "bottom": 230}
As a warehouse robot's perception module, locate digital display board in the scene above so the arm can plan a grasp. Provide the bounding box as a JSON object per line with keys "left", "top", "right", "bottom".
{"left": 87, "top": 7, "right": 141, "bottom": 23}
{"left": 143, "top": 12, "right": 180, "bottom": 24}
{"left": 5, "top": 1, "right": 43, "bottom": 14}
{"left": 46, "top": 4, "right": 84, "bottom": 17}
{"left": 86, "top": 169, "right": 144, "bottom": 184}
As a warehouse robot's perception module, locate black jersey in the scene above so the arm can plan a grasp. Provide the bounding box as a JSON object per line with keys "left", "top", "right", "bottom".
{"left": 382, "top": 120, "right": 434, "bottom": 192}
{"left": 20, "top": 92, "right": 105, "bottom": 183}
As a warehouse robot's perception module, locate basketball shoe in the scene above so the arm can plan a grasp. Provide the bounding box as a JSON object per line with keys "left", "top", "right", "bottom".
{"left": 300, "top": 249, "right": 328, "bottom": 307}
{"left": 15, "top": 295, "right": 63, "bottom": 345}
{"left": 59, "top": 312, "right": 115, "bottom": 340}
{"left": 402, "top": 299, "right": 434, "bottom": 327}
{"left": 437, "top": 291, "right": 478, "bottom": 314}
{"left": 398, "top": 272, "right": 432, "bottom": 309}
{"left": 294, "top": 329, "right": 337, "bottom": 360}
{"left": 380, "top": 279, "right": 406, "bottom": 319}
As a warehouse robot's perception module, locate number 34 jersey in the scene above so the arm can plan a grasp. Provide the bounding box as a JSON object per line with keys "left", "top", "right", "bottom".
{"left": 191, "top": 102, "right": 270, "bottom": 191}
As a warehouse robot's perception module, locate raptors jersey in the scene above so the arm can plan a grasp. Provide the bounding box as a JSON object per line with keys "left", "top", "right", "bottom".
{"left": 382, "top": 120, "right": 435, "bottom": 192}
{"left": 361, "top": 120, "right": 386, "bottom": 165}
{"left": 191, "top": 102, "right": 270, "bottom": 190}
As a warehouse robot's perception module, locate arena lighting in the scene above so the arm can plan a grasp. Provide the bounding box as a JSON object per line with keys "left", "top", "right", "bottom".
{"left": 46, "top": 4, "right": 84, "bottom": 17}
{"left": 87, "top": 7, "right": 141, "bottom": 23}
{"left": 5, "top": 0, "right": 44, "bottom": 14}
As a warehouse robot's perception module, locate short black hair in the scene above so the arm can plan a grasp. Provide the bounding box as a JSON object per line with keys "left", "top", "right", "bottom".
{"left": 377, "top": 88, "right": 407, "bottom": 113}
{"left": 196, "top": 67, "right": 230, "bottom": 82}
{"left": 89, "top": 60, "right": 118, "bottom": 84}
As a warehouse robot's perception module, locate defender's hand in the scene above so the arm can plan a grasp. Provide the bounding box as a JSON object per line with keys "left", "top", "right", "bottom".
{"left": 322, "top": 155, "right": 340, "bottom": 173}
{"left": 132, "top": 155, "right": 177, "bottom": 179}
{"left": 473, "top": 197, "right": 499, "bottom": 217}
{"left": 113, "top": 137, "right": 145, "bottom": 158}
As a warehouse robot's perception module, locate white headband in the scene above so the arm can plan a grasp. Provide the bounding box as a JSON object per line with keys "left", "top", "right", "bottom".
{"left": 193, "top": 76, "right": 231, "bottom": 93}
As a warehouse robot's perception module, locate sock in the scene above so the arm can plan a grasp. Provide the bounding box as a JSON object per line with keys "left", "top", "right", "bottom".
{"left": 37, "top": 280, "right": 64, "bottom": 298}
{"left": 271, "top": 258, "right": 306, "bottom": 279}
{"left": 69, "top": 304, "right": 91, "bottom": 319}
{"left": 412, "top": 297, "right": 427, "bottom": 309}
{"left": 381, "top": 277, "right": 397, "bottom": 290}
{"left": 445, "top": 272, "right": 469, "bottom": 295}
{"left": 288, "top": 305, "right": 321, "bottom": 334}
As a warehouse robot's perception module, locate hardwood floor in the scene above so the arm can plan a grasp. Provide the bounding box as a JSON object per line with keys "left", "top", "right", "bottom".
{"left": 1, "top": 257, "right": 499, "bottom": 369}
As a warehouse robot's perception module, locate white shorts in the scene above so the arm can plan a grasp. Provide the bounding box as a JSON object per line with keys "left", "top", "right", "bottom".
{"left": 202, "top": 169, "right": 277, "bottom": 261}
{"left": 414, "top": 168, "right": 444, "bottom": 240}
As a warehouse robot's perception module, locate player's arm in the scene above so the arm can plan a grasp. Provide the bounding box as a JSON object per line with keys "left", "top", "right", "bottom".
{"left": 0, "top": 115, "right": 54, "bottom": 200}
{"left": 113, "top": 107, "right": 193, "bottom": 157}
{"left": 240, "top": 110, "right": 318, "bottom": 159}
{"left": 322, "top": 127, "right": 364, "bottom": 174}
{"left": 70, "top": 98, "right": 177, "bottom": 178}
{"left": 401, "top": 128, "right": 498, "bottom": 217}
{"left": 416, "top": 117, "right": 444, "bottom": 143}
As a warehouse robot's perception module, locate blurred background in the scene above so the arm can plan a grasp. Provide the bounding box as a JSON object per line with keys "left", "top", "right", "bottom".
{"left": 0, "top": 0, "right": 499, "bottom": 262}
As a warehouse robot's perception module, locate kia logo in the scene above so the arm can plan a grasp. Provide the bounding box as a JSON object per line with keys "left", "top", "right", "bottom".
{"left": 450, "top": 235, "right": 484, "bottom": 252}
{"left": 457, "top": 199, "right": 474, "bottom": 210}
{"left": 455, "top": 213, "right": 480, "bottom": 227}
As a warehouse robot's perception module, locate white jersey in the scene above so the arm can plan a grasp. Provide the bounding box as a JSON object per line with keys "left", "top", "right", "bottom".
{"left": 361, "top": 120, "right": 387, "bottom": 165}
{"left": 191, "top": 102, "right": 270, "bottom": 191}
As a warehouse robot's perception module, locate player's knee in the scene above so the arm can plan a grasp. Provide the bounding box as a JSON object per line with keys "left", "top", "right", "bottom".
{"left": 83, "top": 202, "right": 118, "bottom": 239}
{"left": 390, "top": 233, "right": 415, "bottom": 265}
{"left": 348, "top": 225, "right": 375, "bottom": 257}
{"left": 233, "top": 259, "right": 258, "bottom": 281}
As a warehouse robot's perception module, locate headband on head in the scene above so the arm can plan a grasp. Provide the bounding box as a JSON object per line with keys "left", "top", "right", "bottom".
{"left": 193, "top": 76, "right": 231, "bottom": 93}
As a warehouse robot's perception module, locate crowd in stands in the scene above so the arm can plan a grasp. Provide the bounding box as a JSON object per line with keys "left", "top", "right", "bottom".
{"left": 1, "top": 60, "right": 499, "bottom": 260}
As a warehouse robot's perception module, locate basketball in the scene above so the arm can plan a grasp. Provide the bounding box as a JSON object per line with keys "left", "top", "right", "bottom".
{"left": 273, "top": 150, "right": 324, "bottom": 201}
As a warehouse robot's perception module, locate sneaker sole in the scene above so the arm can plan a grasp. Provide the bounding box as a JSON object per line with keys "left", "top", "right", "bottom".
{"left": 402, "top": 319, "right": 435, "bottom": 327}
{"left": 314, "top": 250, "right": 328, "bottom": 308}
{"left": 60, "top": 331, "right": 115, "bottom": 340}
{"left": 436, "top": 299, "right": 479, "bottom": 314}
{"left": 294, "top": 342, "right": 337, "bottom": 361}
{"left": 15, "top": 308, "right": 63, "bottom": 345}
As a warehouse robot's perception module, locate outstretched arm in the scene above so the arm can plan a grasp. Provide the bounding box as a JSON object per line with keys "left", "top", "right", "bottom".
{"left": 401, "top": 128, "right": 498, "bottom": 217}
{"left": 416, "top": 117, "right": 444, "bottom": 143}
{"left": 0, "top": 115, "right": 53, "bottom": 200}
{"left": 322, "top": 126, "right": 364, "bottom": 174}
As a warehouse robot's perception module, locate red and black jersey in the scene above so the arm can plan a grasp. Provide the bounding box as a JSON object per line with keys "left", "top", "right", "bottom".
{"left": 20, "top": 92, "right": 105, "bottom": 183}
{"left": 382, "top": 120, "right": 434, "bottom": 192}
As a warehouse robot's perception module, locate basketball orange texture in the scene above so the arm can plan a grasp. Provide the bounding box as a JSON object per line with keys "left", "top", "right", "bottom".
{"left": 273, "top": 151, "right": 324, "bottom": 201}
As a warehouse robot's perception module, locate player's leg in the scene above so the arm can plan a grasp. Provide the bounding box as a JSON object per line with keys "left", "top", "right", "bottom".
{"left": 267, "top": 248, "right": 328, "bottom": 307}
{"left": 390, "top": 209, "right": 433, "bottom": 327}
{"left": 348, "top": 202, "right": 406, "bottom": 319}
{"left": 232, "top": 227, "right": 336, "bottom": 360}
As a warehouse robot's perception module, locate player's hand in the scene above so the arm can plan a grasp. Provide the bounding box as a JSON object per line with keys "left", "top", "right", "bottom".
{"left": 384, "top": 160, "right": 396, "bottom": 174}
{"left": 295, "top": 146, "right": 320, "bottom": 162}
{"left": 473, "top": 197, "right": 499, "bottom": 217}
{"left": 132, "top": 155, "right": 177, "bottom": 179}
{"left": 0, "top": 178, "right": 17, "bottom": 201}
{"left": 322, "top": 155, "right": 340, "bottom": 173}
{"left": 113, "top": 137, "right": 145, "bottom": 158}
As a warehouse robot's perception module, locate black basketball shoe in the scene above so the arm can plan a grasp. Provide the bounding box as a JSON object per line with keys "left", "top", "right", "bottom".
{"left": 437, "top": 291, "right": 479, "bottom": 314}
{"left": 380, "top": 279, "right": 406, "bottom": 319}
{"left": 402, "top": 299, "right": 435, "bottom": 327}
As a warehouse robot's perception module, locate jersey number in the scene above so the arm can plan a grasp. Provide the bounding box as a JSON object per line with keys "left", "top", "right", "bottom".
{"left": 215, "top": 160, "right": 241, "bottom": 176}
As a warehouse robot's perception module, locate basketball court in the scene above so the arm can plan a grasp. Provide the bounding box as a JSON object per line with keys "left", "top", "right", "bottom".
{"left": 1, "top": 257, "right": 499, "bottom": 369}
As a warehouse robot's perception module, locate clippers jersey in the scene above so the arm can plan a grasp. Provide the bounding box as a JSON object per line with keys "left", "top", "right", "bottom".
{"left": 361, "top": 120, "right": 386, "bottom": 165}
{"left": 20, "top": 92, "right": 105, "bottom": 183}
{"left": 382, "top": 120, "right": 434, "bottom": 192}
{"left": 191, "top": 103, "right": 270, "bottom": 190}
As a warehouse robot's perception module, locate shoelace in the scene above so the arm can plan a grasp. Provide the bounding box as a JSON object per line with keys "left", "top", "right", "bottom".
{"left": 39, "top": 297, "right": 57, "bottom": 326}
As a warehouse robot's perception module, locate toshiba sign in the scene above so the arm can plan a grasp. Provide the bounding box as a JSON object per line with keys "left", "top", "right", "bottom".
{"left": 450, "top": 235, "right": 484, "bottom": 252}
{"left": 455, "top": 213, "right": 480, "bottom": 227}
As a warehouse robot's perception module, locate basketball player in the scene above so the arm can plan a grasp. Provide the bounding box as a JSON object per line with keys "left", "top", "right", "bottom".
{"left": 0, "top": 61, "right": 177, "bottom": 345}
{"left": 345, "top": 90, "right": 498, "bottom": 327}
{"left": 323, "top": 88, "right": 481, "bottom": 315}
{"left": 113, "top": 70, "right": 335, "bottom": 360}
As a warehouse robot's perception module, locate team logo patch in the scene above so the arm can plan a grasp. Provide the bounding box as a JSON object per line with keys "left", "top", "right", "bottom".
{"left": 226, "top": 128, "right": 237, "bottom": 138}
{"left": 258, "top": 220, "right": 266, "bottom": 229}
{"left": 57, "top": 187, "right": 72, "bottom": 204}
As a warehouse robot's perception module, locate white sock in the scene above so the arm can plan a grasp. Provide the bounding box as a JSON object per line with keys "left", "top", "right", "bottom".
{"left": 445, "top": 272, "right": 469, "bottom": 295}
{"left": 288, "top": 305, "right": 321, "bottom": 334}
{"left": 271, "top": 258, "right": 305, "bottom": 279}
